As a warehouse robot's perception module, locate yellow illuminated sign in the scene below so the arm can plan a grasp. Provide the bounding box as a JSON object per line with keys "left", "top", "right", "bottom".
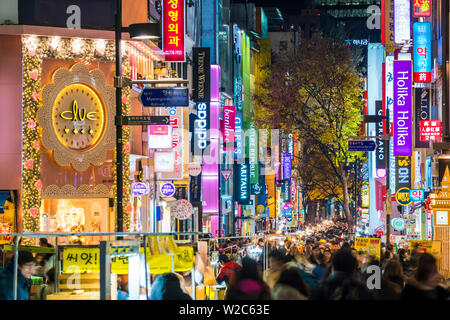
{"left": 355, "top": 237, "right": 381, "bottom": 260}
{"left": 396, "top": 187, "right": 411, "bottom": 206}
{"left": 52, "top": 83, "right": 105, "bottom": 151}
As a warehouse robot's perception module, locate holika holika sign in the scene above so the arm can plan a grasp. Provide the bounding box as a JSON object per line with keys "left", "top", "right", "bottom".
{"left": 37, "top": 63, "right": 115, "bottom": 172}
{"left": 393, "top": 60, "right": 412, "bottom": 157}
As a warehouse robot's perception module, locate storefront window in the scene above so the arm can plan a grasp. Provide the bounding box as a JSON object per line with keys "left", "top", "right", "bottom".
{"left": 40, "top": 198, "right": 110, "bottom": 244}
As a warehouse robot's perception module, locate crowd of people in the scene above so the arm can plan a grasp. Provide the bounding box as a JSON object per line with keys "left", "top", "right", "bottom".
{"left": 1, "top": 225, "right": 450, "bottom": 300}
{"left": 211, "top": 220, "right": 450, "bottom": 300}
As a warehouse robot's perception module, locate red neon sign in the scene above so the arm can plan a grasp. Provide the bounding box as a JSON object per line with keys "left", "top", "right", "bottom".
{"left": 420, "top": 120, "right": 441, "bottom": 141}
{"left": 162, "top": 0, "right": 185, "bottom": 62}
{"left": 413, "top": 0, "right": 431, "bottom": 17}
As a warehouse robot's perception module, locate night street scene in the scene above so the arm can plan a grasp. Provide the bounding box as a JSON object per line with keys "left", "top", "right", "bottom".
{"left": 0, "top": 0, "right": 450, "bottom": 312}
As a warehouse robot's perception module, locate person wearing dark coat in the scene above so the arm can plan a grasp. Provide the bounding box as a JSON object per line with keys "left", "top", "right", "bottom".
{"left": 225, "top": 256, "right": 271, "bottom": 300}
{"left": 149, "top": 273, "right": 192, "bottom": 300}
{"left": 0, "top": 251, "right": 34, "bottom": 300}
{"left": 402, "top": 253, "right": 450, "bottom": 300}
{"left": 312, "top": 248, "right": 374, "bottom": 300}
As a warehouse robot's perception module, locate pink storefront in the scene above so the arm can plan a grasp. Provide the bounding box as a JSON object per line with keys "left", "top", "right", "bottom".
{"left": 0, "top": 25, "right": 162, "bottom": 244}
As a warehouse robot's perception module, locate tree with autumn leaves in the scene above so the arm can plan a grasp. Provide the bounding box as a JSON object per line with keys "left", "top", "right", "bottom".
{"left": 253, "top": 33, "right": 365, "bottom": 228}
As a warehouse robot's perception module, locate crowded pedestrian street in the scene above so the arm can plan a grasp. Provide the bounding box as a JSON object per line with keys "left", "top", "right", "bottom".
{"left": 0, "top": 0, "right": 450, "bottom": 310}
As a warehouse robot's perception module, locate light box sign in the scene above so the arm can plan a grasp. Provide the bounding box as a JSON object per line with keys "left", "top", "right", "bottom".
{"left": 148, "top": 125, "right": 172, "bottom": 149}
{"left": 393, "top": 60, "right": 412, "bottom": 156}
{"left": 235, "top": 162, "right": 250, "bottom": 204}
{"left": 154, "top": 152, "right": 175, "bottom": 172}
{"left": 395, "top": 156, "right": 411, "bottom": 194}
{"left": 375, "top": 101, "right": 386, "bottom": 171}
{"left": 384, "top": 0, "right": 400, "bottom": 53}
{"left": 234, "top": 112, "right": 244, "bottom": 161}
{"left": 282, "top": 153, "right": 292, "bottom": 180}
{"left": 192, "top": 47, "right": 211, "bottom": 102}
{"left": 233, "top": 25, "right": 243, "bottom": 111}
{"left": 410, "top": 189, "right": 424, "bottom": 201}
{"left": 413, "top": 22, "right": 431, "bottom": 83}
{"left": 413, "top": 0, "right": 431, "bottom": 17}
{"left": 158, "top": 108, "right": 183, "bottom": 180}
{"left": 394, "top": 0, "right": 410, "bottom": 44}
{"left": 420, "top": 120, "right": 442, "bottom": 141}
{"left": 222, "top": 105, "right": 236, "bottom": 151}
{"left": 193, "top": 102, "right": 210, "bottom": 156}
{"left": 162, "top": 0, "right": 185, "bottom": 62}
{"left": 386, "top": 55, "right": 396, "bottom": 192}
{"left": 415, "top": 88, "right": 430, "bottom": 148}
{"left": 248, "top": 127, "right": 259, "bottom": 184}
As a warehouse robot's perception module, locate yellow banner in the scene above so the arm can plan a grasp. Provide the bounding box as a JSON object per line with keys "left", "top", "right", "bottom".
{"left": 410, "top": 240, "right": 441, "bottom": 263}
{"left": 62, "top": 247, "right": 130, "bottom": 274}
{"left": 62, "top": 239, "right": 194, "bottom": 275}
{"left": 355, "top": 237, "right": 381, "bottom": 260}
{"left": 174, "top": 246, "right": 194, "bottom": 272}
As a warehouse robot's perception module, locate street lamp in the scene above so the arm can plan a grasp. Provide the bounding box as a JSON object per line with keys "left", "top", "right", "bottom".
{"left": 115, "top": 0, "right": 161, "bottom": 233}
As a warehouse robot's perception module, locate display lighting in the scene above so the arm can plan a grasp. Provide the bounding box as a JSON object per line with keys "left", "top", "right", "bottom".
{"left": 72, "top": 38, "right": 83, "bottom": 54}
{"left": 50, "top": 36, "right": 60, "bottom": 51}
{"left": 21, "top": 38, "right": 42, "bottom": 235}
{"left": 95, "top": 39, "right": 106, "bottom": 55}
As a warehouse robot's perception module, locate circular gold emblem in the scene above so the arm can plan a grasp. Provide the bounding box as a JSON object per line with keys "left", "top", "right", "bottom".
{"left": 38, "top": 63, "right": 115, "bottom": 172}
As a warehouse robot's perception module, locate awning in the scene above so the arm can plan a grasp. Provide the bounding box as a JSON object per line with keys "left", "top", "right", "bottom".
{"left": 0, "top": 191, "right": 10, "bottom": 214}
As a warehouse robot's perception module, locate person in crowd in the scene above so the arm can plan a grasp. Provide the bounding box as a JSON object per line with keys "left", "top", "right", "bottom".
{"left": 263, "top": 250, "right": 287, "bottom": 290}
{"left": 402, "top": 253, "right": 449, "bottom": 300}
{"left": 312, "top": 253, "right": 329, "bottom": 282}
{"left": 117, "top": 274, "right": 129, "bottom": 300}
{"left": 225, "top": 256, "right": 271, "bottom": 300}
{"left": 311, "top": 248, "right": 374, "bottom": 300}
{"left": 35, "top": 267, "right": 55, "bottom": 300}
{"left": 408, "top": 244, "right": 422, "bottom": 273}
{"left": 380, "top": 250, "right": 394, "bottom": 268}
{"left": 373, "top": 260, "right": 405, "bottom": 300}
{"left": 257, "top": 238, "right": 265, "bottom": 269}
{"left": 286, "top": 245, "right": 301, "bottom": 262}
{"left": 397, "top": 248, "right": 410, "bottom": 275}
{"left": 323, "top": 248, "right": 332, "bottom": 267}
{"left": 307, "top": 245, "right": 321, "bottom": 266}
{"left": 149, "top": 273, "right": 192, "bottom": 300}
{"left": 216, "top": 254, "right": 242, "bottom": 286}
{"left": 0, "top": 250, "right": 34, "bottom": 300}
{"left": 272, "top": 267, "right": 310, "bottom": 300}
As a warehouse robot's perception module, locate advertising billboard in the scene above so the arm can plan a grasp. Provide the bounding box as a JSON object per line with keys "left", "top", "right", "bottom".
{"left": 393, "top": 60, "right": 412, "bottom": 156}
{"left": 162, "top": 0, "right": 185, "bottom": 62}
{"left": 413, "top": 22, "right": 431, "bottom": 83}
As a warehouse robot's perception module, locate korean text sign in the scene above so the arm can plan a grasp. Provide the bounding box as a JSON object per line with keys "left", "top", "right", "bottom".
{"left": 413, "top": 22, "right": 431, "bottom": 83}
{"left": 354, "top": 237, "right": 381, "bottom": 260}
{"left": 420, "top": 120, "right": 442, "bottom": 141}
{"left": 62, "top": 247, "right": 129, "bottom": 274}
{"left": 162, "top": 0, "right": 185, "bottom": 62}
{"left": 413, "top": 0, "right": 431, "bottom": 17}
{"left": 393, "top": 60, "right": 412, "bottom": 156}
{"left": 394, "top": 0, "right": 410, "bottom": 45}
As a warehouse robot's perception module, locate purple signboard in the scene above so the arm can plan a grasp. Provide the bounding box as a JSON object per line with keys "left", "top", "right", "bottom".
{"left": 282, "top": 153, "right": 292, "bottom": 180}
{"left": 160, "top": 183, "right": 176, "bottom": 197}
{"left": 393, "top": 60, "right": 412, "bottom": 156}
{"left": 202, "top": 65, "right": 220, "bottom": 221}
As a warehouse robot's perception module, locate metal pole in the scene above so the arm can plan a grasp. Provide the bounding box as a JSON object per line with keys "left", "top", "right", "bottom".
{"left": 115, "top": 0, "right": 124, "bottom": 236}
{"left": 143, "top": 235, "right": 149, "bottom": 299}
{"left": 54, "top": 236, "right": 58, "bottom": 293}
{"left": 13, "top": 236, "right": 18, "bottom": 300}
{"left": 100, "top": 241, "right": 111, "bottom": 300}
